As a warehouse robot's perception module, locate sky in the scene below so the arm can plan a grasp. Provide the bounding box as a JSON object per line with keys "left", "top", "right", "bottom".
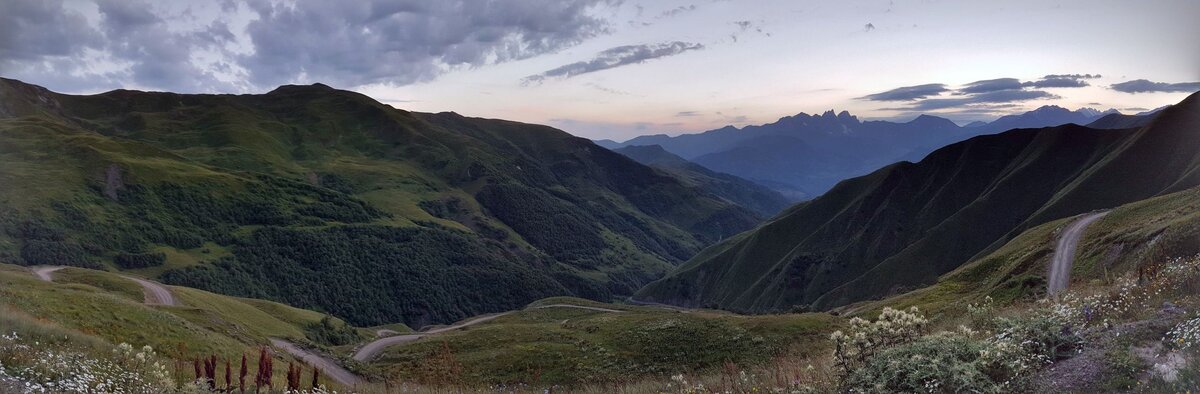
{"left": 2, "top": 0, "right": 1198, "bottom": 141}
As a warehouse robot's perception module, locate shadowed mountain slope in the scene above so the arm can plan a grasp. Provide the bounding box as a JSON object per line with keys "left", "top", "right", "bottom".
{"left": 636, "top": 91, "right": 1200, "bottom": 312}
{"left": 614, "top": 144, "right": 794, "bottom": 216}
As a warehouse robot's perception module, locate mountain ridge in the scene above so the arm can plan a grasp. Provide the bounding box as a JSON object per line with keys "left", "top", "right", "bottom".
{"left": 599, "top": 105, "right": 1127, "bottom": 196}
{"left": 635, "top": 91, "right": 1200, "bottom": 312}
{"left": 0, "top": 77, "right": 761, "bottom": 327}
{"left": 612, "top": 144, "right": 794, "bottom": 216}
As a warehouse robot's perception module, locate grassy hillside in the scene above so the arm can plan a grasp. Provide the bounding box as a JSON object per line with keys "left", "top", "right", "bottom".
{"left": 841, "top": 183, "right": 1200, "bottom": 319}
{"left": 0, "top": 78, "right": 761, "bottom": 327}
{"left": 366, "top": 297, "right": 838, "bottom": 386}
{"left": 637, "top": 91, "right": 1200, "bottom": 313}
{"left": 0, "top": 263, "right": 364, "bottom": 390}
{"left": 613, "top": 144, "right": 794, "bottom": 216}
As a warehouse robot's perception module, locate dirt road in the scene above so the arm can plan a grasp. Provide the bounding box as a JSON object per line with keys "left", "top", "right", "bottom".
{"left": 1049, "top": 211, "right": 1109, "bottom": 296}
{"left": 269, "top": 338, "right": 363, "bottom": 387}
{"left": 29, "top": 266, "right": 65, "bottom": 281}
{"left": 352, "top": 304, "right": 625, "bottom": 362}
{"left": 120, "top": 275, "right": 179, "bottom": 306}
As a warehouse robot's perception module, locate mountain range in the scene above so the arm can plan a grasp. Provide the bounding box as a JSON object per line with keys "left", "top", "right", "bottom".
{"left": 611, "top": 144, "right": 792, "bottom": 216}
{"left": 597, "top": 106, "right": 1139, "bottom": 197}
{"left": 635, "top": 91, "right": 1200, "bottom": 312}
{"left": 0, "top": 78, "right": 763, "bottom": 327}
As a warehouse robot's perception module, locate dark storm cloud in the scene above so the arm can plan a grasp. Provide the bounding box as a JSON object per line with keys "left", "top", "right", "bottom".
{"left": 1, "top": 0, "right": 621, "bottom": 93}
{"left": 858, "top": 83, "right": 949, "bottom": 101}
{"left": 1111, "top": 79, "right": 1200, "bottom": 93}
{"left": 523, "top": 41, "right": 704, "bottom": 85}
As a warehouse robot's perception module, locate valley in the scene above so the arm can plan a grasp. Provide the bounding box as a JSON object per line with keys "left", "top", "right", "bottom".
{"left": 2, "top": 81, "right": 1198, "bottom": 393}
{"left": 3, "top": 1, "right": 1199, "bottom": 392}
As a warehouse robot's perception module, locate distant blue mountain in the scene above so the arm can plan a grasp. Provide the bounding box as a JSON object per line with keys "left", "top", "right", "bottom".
{"left": 596, "top": 106, "right": 1125, "bottom": 196}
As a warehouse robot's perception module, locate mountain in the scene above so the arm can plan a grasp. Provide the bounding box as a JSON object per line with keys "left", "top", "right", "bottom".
{"left": 1086, "top": 112, "right": 1158, "bottom": 129}
{"left": 635, "top": 91, "right": 1200, "bottom": 313}
{"left": 613, "top": 145, "right": 794, "bottom": 216}
{"left": 1085, "top": 106, "right": 1169, "bottom": 129}
{"left": 0, "top": 78, "right": 762, "bottom": 327}
{"left": 611, "top": 111, "right": 971, "bottom": 195}
{"left": 592, "top": 139, "right": 622, "bottom": 149}
{"left": 602, "top": 106, "right": 1120, "bottom": 197}
{"left": 969, "top": 105, "right": 1119, "bottom": 134}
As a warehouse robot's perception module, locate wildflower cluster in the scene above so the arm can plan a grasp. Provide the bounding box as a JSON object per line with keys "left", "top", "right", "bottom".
{"left": 0, "top": 332, "right": 174, "bottom": 393}
{"left": 830, "top": 307, "right": 928, "bottom": 377}
{"left": 1164, "top": 315, "right": 1200, "bottom": 352}
{"left": 1044, "top": 254, "right": 1200, "bottom": 329}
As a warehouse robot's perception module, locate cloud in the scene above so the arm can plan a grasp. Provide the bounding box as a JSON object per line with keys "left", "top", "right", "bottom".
{"left": 659, "top": 5, "right": 697, "bottom": 18}
{"left": 1043, "top": 74, "right": 1101, "bottom": 79}
{"left": 1024, "top": 77, "right": 1089, "bottom": 88}
{"left": 959, "top": 75, "right": 1096, "bottom": 93}
{"left": 1, "top": 0, "right": 622, "bottom": 93}
{"left": 958, "top": 78, "right": 1024, "bottom": 94}
{"left": 0, "top": 0, "right": 245, "bottom": 92}
{"left": 523, "top": 41, "right": 704, "bottom": 85}
{"left": 859, "top": 84, "right": 949, "bottom": 101}
{"left": 866, "top": 74, "right": 1095, "bottom": 115}
{"left": 1111, "top": 79, "right": 1200, "bottom": 93}
{"left": 899, "top": 90, "right": 1059, "bottom": 111}
{"left": 675, "top": 111, "right": 699, "bottom": 117}
{"left": 246, "top": 0, "right": 620, "bottom": 89}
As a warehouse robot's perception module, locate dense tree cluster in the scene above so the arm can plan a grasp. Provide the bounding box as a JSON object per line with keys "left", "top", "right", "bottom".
{"left": 475, "top": 183, "right": 607, "bottom": 264}
{"left": 161, "top": 224, "right": 573, "bottom": 326}
{"left": 113, "top": 251, "right": 166, "bottom": 269}
{"left": 304, "top": 315, "right": 363, "bottom": 346}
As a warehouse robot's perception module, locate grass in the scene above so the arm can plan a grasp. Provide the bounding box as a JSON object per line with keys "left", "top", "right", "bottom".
{"left": 370, "top": 302, "right": 839, "bottom": 386}
{"left": 0, "top": 262, "right": 366, "bottom": 392}
{"left": 125, "top": 243, "right": 231, "bottom": 277}
{"left": 1, "top": 78, "right": 763, "bottom": 328}
{"left": 843, "top": 185, "right": 1200, "bottom": 323}
{"left": 51, "top": 267, "right": 146, "bottom": 302}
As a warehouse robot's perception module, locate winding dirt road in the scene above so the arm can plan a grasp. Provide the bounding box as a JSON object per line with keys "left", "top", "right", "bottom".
{"left": 270, "top": 338, "right": 363, "bottom": 387}
{"left": 120, "top": 275, "right": 179, "bottom": 306}
{"left": 28, "top": 265, "right": 178, "bottom": 306}
{"left": 352, "top": 304, "right": 625, "bottom": 362}
{"left": 1048, "top": 211, "right": 1109, "bottom": 296}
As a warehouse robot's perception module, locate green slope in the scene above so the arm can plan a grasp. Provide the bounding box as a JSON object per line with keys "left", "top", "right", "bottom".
{"left": 0, "top": 78, "right": 761, "bottom": 327}
{"left": 845, "top": 182, "right": 1200, "bottom": 319}
{"left": 636, "top": 91, "right": 1200, "bottom": 313}
{"left": 369, "top": 297, "right": 838, "bottom": 386}
{"left": 613, "top": 144, "right": 794, "bottom": 216}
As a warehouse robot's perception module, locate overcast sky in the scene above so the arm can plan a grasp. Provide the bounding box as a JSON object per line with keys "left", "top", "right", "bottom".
{"left": 2, "top": 0, "right": 1198, "bottom": 140}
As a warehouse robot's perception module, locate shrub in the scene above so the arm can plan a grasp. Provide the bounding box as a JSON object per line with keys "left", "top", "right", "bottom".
{"left": 114, "top": 252, "right": 167, "bottom": 269}
{"left": 846, "top": 334, "right": 996, "bottom": 393}
{"left": 830, "top": 307, "right": 928, "bottom": 378}
{"left": 305, "top": 316, "right": 363, "bottom": 346}
{"left": 20, "top": 239, "right": 98, "bottom": 268}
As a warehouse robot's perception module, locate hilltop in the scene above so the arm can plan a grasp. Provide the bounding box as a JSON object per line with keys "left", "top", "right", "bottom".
{"left": 0, "top": 78, "right": 763, "bottom": 327}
